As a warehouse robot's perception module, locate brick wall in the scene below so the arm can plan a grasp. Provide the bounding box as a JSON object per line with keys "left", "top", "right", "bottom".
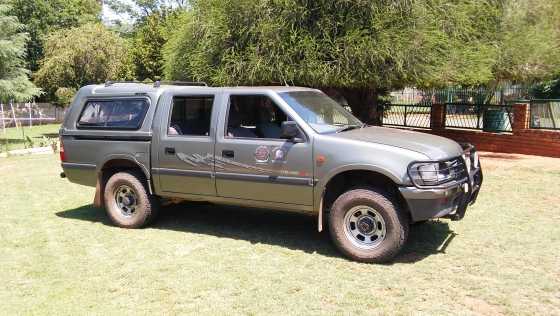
{"left": 407, "top": 103, "right": 560, "bottom": 158}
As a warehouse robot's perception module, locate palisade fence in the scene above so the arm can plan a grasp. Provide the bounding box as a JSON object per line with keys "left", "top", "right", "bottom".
{"left": 0, "top": 102, "right": 66, "bottom": 128}
{"left": 530, "top": 99, "right": 560, "bottom": 130}
{"left": 445, "top": 103, "right": 513, "bottom": 132}
{"left": 382, "top": 86, "right": 533, "bottom": 132}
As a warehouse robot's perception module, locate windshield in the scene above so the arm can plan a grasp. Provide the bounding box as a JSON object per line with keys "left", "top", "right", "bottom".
{"left": 279, "top": 91, "right": 363, "bottom": 134}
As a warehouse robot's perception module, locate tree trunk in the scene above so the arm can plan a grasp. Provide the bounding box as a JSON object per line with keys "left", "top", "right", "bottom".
{"left": 337, "top": 87, "right": 381, "bottom": 125}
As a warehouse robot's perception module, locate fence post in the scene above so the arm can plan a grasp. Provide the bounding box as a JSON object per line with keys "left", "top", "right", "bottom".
{"left": 0, "top": 102, "right": 5, "bottom": 134}
{"left": 404, "top": 104, "right": 408, "bottom": 127}
{"left": 431, "top": 104, "right": 445, "bottom": 130}
{"left": 512, "top": 102, "right": 530, "bottom": 135}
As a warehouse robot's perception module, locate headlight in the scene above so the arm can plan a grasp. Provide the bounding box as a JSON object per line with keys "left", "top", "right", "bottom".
{"left": 408, "top": 159, "right": 465, "bottom": 187}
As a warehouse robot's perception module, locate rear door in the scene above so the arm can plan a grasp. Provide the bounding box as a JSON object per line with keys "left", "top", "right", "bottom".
{"left": 153, "top": 93, "right": 219, "bottom": 196}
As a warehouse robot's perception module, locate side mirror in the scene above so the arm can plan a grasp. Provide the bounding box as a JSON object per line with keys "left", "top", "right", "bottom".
{"left": 281, "top": 121, "right": 303, "bottom": 142}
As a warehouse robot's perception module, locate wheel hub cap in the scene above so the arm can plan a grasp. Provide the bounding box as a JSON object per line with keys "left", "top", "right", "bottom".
{"left": 115, "top": 185, "right": 138, "bottom": 217}
{"left": 357, "top": 216, "right": 376, "bottom": 235}
{"left": 343, "top": 206, "right": 387, "bottom": 249}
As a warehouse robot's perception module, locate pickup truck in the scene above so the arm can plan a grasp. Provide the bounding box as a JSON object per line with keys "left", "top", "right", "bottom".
{"left": 60, "top": 82, "right": 482, "bottom": 263}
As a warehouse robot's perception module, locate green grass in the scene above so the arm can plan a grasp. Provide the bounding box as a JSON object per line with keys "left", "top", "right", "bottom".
{"left": 1, "top": 153, "right": 559, "bottom": 314}
{"left": 1, "top": 124, "right": 61, "bottom": 153}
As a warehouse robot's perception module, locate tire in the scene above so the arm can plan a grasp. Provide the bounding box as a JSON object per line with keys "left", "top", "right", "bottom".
{"left": 103, "top": 171, "right": 159, "bottom": 228}
{"left": 328, "top": 188, "right": 409, "bottom": 263}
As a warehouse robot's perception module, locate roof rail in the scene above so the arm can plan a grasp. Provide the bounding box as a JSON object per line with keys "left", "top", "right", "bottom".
{"left": 104, "top": 80, "right": 144, "bottom": 87}
{"left": 104, "top": 80, "right": 208, "bottom": 87}
{"left": 153, "top": 81, "right": 208, "bottom": 87}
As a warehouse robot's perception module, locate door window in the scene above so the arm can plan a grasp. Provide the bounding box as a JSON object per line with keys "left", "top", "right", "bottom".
{"left": 168, "top": 96, "right": 214, "bottom": 136}
{"left": 226, "top": 95, "right": 290, "bottom": 139}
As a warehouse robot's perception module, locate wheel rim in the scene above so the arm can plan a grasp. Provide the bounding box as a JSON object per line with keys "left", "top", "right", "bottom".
{"left": 343, "top": 205, "right": 386, "bottom": 249}
{"left": 114, "top": 185, "right": 138, "bottom": 217}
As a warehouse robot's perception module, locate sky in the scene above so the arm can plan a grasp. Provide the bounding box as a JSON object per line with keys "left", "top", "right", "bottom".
{"left": 101, "top": 2, "right": 133, "bottom": 26}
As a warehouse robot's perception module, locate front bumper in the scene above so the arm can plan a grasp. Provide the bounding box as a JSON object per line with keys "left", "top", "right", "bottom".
{"left": 399, "top": 148, "right": 483, "bottom": 222}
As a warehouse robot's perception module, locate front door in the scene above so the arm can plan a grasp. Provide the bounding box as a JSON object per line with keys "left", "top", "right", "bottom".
{"left": 214, "top": 94, "right": 313, "bottom": 205}
{"left": 155, "top": 94, "right": 217, "bottom": 196}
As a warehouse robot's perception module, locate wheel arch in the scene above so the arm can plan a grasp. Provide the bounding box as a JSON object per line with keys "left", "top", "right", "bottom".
{"left": 93, "top": 155, "right": 153, "bottom": 208}
{"left": 315, "top": 165, "right": 409, "bottom": 232}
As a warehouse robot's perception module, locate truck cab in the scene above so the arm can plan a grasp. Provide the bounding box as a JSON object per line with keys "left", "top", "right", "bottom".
{"left": 60, "top": 82, "right": 482, "bottom": 263}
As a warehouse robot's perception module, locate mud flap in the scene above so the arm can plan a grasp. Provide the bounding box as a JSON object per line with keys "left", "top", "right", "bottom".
{"left": 93, "top": 176, "right": 104, "bottom": 208}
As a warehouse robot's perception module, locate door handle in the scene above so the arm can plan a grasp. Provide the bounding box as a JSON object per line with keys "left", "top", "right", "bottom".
{"left": 222, "top": 150, "right": 234, "bottom": 158}
{"left": 165, "top": 147, "right": 176, "bottom": 155}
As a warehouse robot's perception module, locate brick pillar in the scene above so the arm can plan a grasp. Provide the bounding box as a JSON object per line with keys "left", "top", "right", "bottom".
{"left": 512, "top": 103, "right": 530, "bottom": 134}
{"left": 431, "top": 104, "right": 446, "bottom": 130}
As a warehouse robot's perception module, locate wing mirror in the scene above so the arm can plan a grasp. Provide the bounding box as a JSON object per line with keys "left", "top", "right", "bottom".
{"left": 281, "top": 121, "right": 304, "bottom": 143}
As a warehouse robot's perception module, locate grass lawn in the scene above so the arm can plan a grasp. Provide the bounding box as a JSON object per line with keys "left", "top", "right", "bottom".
{"left": 1, "top": 124, "right": 61, "bottom": 153}
{"left": 1, "top": 153, "right": 559, "bottom": 314}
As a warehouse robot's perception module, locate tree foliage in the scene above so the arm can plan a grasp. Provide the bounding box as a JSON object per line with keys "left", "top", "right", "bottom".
{"left": 493, "top": 0, "right": 560, "bottom": 83}
{"left": 163, "top": 0, "right": 505, "bottom": 122}
{"left": 34, "top": 23, "right": 128, "bottom": 105}
{"left": 129, "top": 12, "right": 181, "bottom": 81}
{"left": 106, "top": 0, "right": 188, "bottom": 22}
{"left": 8, "top": 0, "right": 101, "bottom": 72}
{"left": 0, "top": 5, "right": 41, "bottom": 102}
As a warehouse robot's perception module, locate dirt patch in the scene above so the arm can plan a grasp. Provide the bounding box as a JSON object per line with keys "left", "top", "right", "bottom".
{"left": 463, "top": 296, "right": 505, "bottom": 316}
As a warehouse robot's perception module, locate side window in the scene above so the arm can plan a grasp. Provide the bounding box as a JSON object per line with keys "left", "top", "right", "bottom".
{"left": 226, "top": 95, "right": 289, "bottom": 139}
{"left": 168, "top": 96, "right": 214, "bottom": 136}
{"left": 77, "top": 99, "right": 149, "bottom": 129}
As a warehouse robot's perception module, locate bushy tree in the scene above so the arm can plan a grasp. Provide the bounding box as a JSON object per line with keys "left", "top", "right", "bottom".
{"left": 34, "top": 23, "right": 128, "bottom": 105}
{"left": 163, "top": 0, "right": 501, "bottom": 123}
{"left": 106, "top": 0, "right": 188, "bottom": 22}
{"left": 8, "top": 0, "right": 101, "bottom": 72}
{"left": 0, "top": 5, "right": 41, "bottom": 103}
{"left": 493, "top": 0, "right": 560, "bottom": 83}
{"left": 129, "top": 12, "right": 176, "bottom": 81}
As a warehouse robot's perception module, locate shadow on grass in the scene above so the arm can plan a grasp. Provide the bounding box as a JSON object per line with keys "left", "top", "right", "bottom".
{"left": 56, "top": 203, "right": 455, "bottom": 263}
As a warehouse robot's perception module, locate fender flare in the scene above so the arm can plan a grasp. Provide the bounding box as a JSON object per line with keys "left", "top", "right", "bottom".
{"left": 93, "top": 154, "right": 153, "bottom": 208}
{"left": 314, "top": 164, "right": 404, "bottom": 232}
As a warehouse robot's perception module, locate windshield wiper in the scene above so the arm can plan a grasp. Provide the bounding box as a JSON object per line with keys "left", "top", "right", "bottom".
{"left": 336, "top": 124, "right": 362, "bottom": 133}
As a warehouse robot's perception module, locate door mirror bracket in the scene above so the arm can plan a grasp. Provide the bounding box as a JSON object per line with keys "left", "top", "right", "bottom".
{"left": 281, "top": 121, "right": 303, "bottom": 143}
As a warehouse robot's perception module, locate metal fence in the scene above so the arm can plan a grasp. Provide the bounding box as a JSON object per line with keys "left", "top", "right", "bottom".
{"left": 390, "top": 86, "right": 532, "bottom": 105}
{"left": 381, "top": 104, "right": 432, "bottom": 128}
{"left": 530, "top": 99, "right": 560, "bottom": 130}
{"left": 444, "top": 103, "right": 513, "bottom": 132}
{"left": 0, "top": 102, "right": 66, "bottom": 128}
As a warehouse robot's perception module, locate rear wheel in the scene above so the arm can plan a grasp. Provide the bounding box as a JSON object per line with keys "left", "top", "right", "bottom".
{"left": 328, "top": 188, "right": 409, "bottom": 263}
{"left": 103, "top": 171, "right": 158, "bottom": 228}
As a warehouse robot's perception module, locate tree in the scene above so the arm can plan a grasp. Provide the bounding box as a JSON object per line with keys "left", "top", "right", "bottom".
{"left": 0, "top": 4, "right": 41, "bottom": 103}
{"left": 106, "top": 0, "right": 188, "bottom": 22}
{"left": 163, "top": 0, "right": 502, "bottom": 123}
{"left": 493, "top": 0, "right": 560, "bottom": 83}
{"left": 8, "top": 0, "right": 101, "bottom": 72}
{"left": 129, "top": 12, "right": 178, "bottom": 81}
{"left": 34, "top": 23, "right": 128, "bottom": 105}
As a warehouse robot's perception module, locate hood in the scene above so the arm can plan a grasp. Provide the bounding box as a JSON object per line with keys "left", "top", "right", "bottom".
{"left": 331, "top": 126, "right": 463, "bottom": 160}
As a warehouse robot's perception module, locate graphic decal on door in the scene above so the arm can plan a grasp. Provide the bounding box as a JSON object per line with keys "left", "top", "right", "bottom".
{"left": 175, "top": 151, "right": 301, "bottom": 176}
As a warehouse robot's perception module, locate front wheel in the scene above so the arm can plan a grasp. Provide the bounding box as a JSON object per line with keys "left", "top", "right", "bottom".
{"left": 328, "top": 188, "right": 409, "bottom": 263}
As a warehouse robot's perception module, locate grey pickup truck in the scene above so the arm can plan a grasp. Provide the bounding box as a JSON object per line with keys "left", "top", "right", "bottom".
{"left": 60, "top": 82, "right": 482, "bottom": 262}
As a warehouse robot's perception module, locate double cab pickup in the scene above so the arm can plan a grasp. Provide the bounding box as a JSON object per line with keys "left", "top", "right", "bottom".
{"left": 60, "top": 82, "right": 483, "bottom": 262}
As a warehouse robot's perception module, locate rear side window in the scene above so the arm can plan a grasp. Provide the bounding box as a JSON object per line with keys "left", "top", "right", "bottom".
{"left": 168, "top": 96, "right": 214, "bottom": 136}
{"left": 77, "top": 99, "right": 149, "bottom": 129}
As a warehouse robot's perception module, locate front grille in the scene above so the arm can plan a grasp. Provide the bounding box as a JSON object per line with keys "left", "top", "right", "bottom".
{"left": 440, "top": 157, "right": 468, "bottom": 182}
